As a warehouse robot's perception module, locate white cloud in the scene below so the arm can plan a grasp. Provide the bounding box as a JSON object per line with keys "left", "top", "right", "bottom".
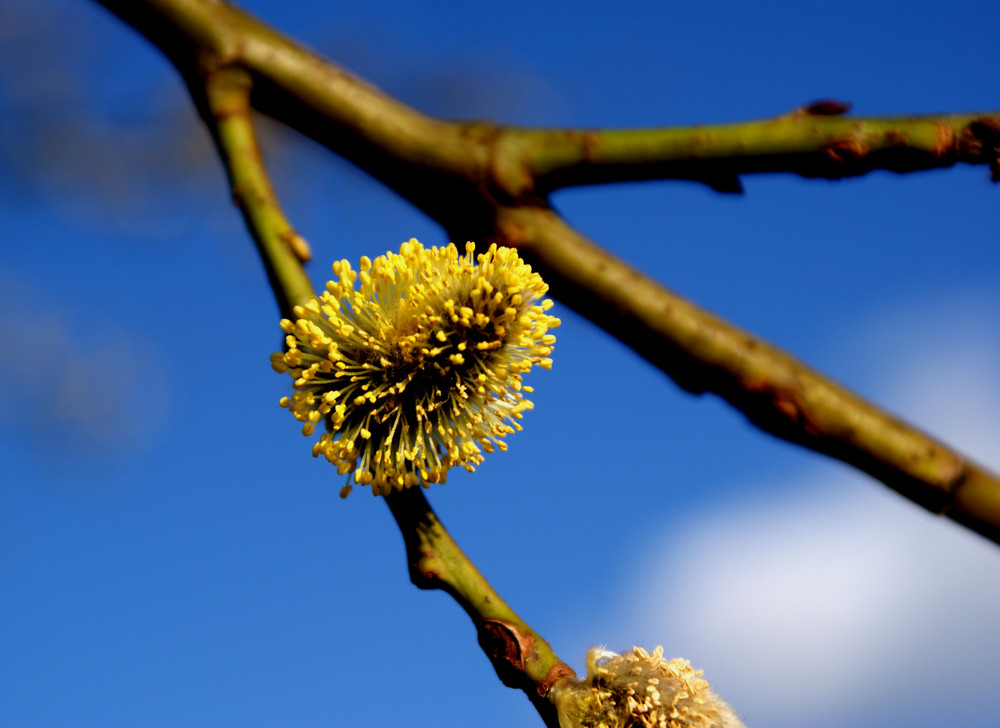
{"left": 617, "top": 300, "right": 1000, "bottom": 728}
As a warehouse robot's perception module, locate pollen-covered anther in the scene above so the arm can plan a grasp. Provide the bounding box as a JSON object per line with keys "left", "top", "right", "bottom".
{"left": 272, "top": 239, "right": 559, "bottom": 497}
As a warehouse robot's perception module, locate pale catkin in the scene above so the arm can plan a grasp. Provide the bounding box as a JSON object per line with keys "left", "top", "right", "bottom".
{"left": 550, "top": 646, "right": 745, "bottom": 728}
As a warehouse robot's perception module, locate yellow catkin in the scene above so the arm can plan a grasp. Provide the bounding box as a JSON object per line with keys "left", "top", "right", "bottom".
{"left": 271, "top": 239, "right": 560, "bottom": 497}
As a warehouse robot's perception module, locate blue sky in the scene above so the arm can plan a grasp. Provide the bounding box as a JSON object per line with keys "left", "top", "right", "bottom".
{"left": 2, "top": 1, "right": 999, "bottom": 726}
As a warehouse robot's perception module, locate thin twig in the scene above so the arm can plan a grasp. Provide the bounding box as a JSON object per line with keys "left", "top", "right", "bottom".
{"left": 197, "top": 64, "right": 313, "bottom": 317}
{"left": 386, "top": 487, "right": 573, "bottom": 727}
{"left": 147, "top": 8, "right": 575, "bottom": 716}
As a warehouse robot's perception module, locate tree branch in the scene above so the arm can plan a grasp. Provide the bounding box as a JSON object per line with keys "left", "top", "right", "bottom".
{"left": 502, "top": 109, "right": 1000, "bottom": 194}
{"left": 89, "top": 0, "right": 1000, "bottom": 552}
{"left": 108, "top": 3, "right": 577, "bottom": 717}
{"left": 491, "top": 205, "right": 1000, "bottom": 542}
